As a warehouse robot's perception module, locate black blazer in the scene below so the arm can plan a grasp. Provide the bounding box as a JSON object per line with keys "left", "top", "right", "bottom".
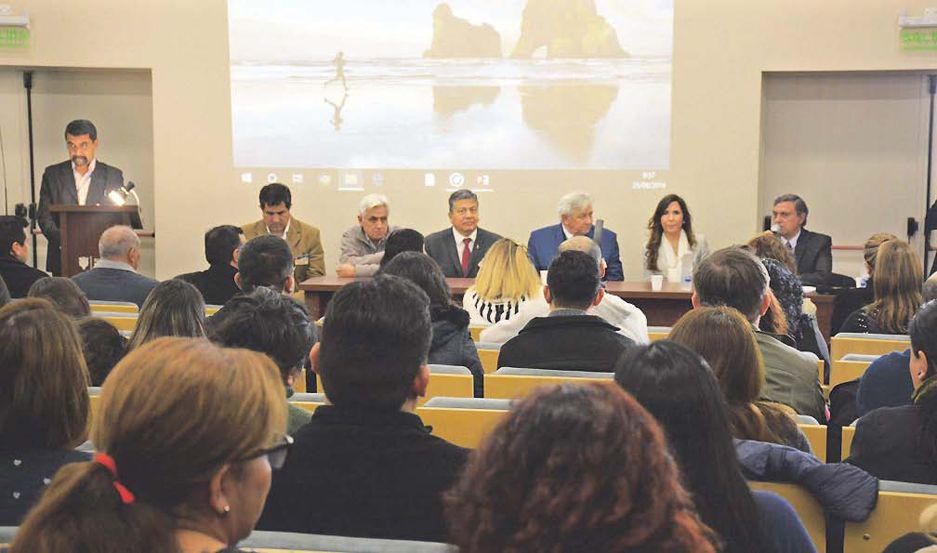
{"left": 38, "top": 160, "right": 124, "bottom": 275}
{"left": 0, "top": 256, "right": 48, "bottom": 298}
{"left": 794, "top": 228, "right": 833, "bottom": 286}
{"left": 846, "top": 404, "right": 937, "bottom": 485}
{"left": 424, "top": 227, "right": 501, "bottom": 278}
{"left": 498, "top": 314, "right": 635, "bottom": 372}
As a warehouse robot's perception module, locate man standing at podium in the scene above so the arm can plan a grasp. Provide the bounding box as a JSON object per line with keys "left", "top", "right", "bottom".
{"left": 38, "top": 119, "right": 125, "bottom": 275}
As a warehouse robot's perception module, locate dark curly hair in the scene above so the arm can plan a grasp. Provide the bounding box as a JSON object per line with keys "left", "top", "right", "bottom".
{"left": 645, "top": 194, "right": 697, "bottom": 273}
{"left": 445, "top": 382, "right": 718, "bottom": 553}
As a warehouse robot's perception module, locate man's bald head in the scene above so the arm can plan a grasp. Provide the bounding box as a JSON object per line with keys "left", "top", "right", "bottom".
{"left": 98, "top": 225, "right": 141, "bottom": 268}
{"left": 924, "top": 272, "right": 937, "bottom": 304}
{"left": 559, "top": 236, "right": 605, "bottom": 278}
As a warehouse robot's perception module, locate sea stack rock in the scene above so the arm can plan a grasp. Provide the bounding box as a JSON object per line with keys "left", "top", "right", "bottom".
{"left": 424, "top": 3, "right": 502, "bottom": 58}
{"left": 512, "top": 0, "right": 628, "bottom": 58}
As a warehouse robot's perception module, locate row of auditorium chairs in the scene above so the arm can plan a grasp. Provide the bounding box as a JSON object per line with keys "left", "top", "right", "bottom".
{"left": 88, "top": 301, "right": 222, "bottom": 331}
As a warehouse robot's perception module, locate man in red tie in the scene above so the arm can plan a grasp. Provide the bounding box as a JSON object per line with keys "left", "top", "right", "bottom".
{"left": 424, "top": 189, "right": 501, "bottom": 278}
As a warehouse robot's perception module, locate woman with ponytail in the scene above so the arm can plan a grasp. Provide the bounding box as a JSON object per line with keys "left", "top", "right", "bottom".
{"left": 10, "top": 337, "right": 289, "bottom": 553}
{"left": 847, "top": 300, "right": 937, "bottom": 484}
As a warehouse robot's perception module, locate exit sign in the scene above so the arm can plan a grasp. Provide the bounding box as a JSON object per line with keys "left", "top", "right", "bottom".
{"left": 0, "top": 26, "right": 28, "bottom": 48}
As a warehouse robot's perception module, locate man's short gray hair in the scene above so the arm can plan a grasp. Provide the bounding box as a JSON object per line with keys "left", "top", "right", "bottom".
{"left": 774, "top": 194, "right": 809, "bottom": 226}
{"left": 448, "top": 189, "right": 477, "bottom": 212}
{"left": 559, "top": 236, "right": 602, "bottom": 269}
{"left": 359, "top": 193, "right": 389, "bottom": 215}
{"left": 98, "top": 225, "right": 140, "bottom": 260}
{"left": 924, "top": 273, "right": 937, "bottom": 304}
{"left": 557, "top": 191, "right": 592, "bottom": 217}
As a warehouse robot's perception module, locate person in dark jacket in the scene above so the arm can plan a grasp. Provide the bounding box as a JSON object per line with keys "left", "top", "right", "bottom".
{"left": 839, "top": 240, "right": 921, "bottom": 335}
{"left": 174, "top": 224, "right": 244, "bottom": 306}
{"left": 70, "top": 225, "right": 158, "bottom": 308}
{"left": 831, "top": 233, "right": 896, "bottom": 334}
{"left": 498, "top": 250, "right": 634, "bottom": 372}
{"left": 856, "top": 349, "right": 914, "bottom": 417}
{"left": 258, "top": 276, "right": 469, "bottom": 542}
{"left": 380, "top": 251, "right": 483, "bottom": 396}
{"left": 847, "top": 300, "right": 937, "bottom": 484}
{"left": 0, "top": 216, "right": 48, "bottom": 298}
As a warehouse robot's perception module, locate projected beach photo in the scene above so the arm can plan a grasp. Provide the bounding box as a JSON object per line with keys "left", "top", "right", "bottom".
{"left": 228, "top": 0, "right": 673, "bottom": 170}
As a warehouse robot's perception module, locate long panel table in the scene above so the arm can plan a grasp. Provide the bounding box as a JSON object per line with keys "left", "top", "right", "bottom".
{"left": 300, "top": 277, "right": 836, "bottom": 342}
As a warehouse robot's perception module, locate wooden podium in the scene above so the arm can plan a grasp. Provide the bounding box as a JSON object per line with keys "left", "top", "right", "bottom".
{"left": 50, "top": 205, "right": 141, "bottom": 277}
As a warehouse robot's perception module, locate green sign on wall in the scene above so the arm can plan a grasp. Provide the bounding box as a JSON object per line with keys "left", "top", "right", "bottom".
{"left": 901, "top": 28, "right": 937, "bottom": 51}
{"left": 0, "top": 27, "right": 29, "bottom": 48}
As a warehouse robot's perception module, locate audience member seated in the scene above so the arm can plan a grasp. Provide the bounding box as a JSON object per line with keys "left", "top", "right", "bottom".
{"left": 0, "top": 274, "right": 10, "bottom": 308}
{"left": 8, "top": 337, "right": 288, "bottom": 553}
{"left": 378, "top": 228, "right": 425, "bottom": 268}
{"left": 614, "top": 342, "right": 816, "bottom": 553}
{"left": 380, "top": 252, "right": 483, "bottom": 395}
{"left": 258, "top": 276, "right": 469, "bottom": 542}
{"left": 644, "top": 193, "right": 709, "bottom": 282}
{"left": 840, "top": 239, "right": 922, "bottom": 335}
{"left": 832, "top": 232, "right": 897, "bottom": 333}
{"left": 479, "top": 236, "right": 649, "bottom": 344}
{"left": 670, "top": 306, "right": 812, "bottom": 452}
{"left": 445, "top": 382, "right": 718, "bottom": 553}
{"left": 772, "top": 194, "right": 832, "bottom": 286}
{"left": 27, "top": 276, "right": 91, "bottom": 318}
{"left": 693, "top": 247, "right": 825, "bottom": 421}
{"left": 175, "top": 224, "right": 244, "bottom": 305}
{"left": 209, "top": 234, "right": 295, "bottom": 328}
{"left": 126, "top": 279, "right": 206, "bottom": 351}
{"left": 0, "top": 215, "right": 47, "bottom": 298}
{"left": 336, "top": 193, "right": 395, "bottom": 277}
{"left": 71, "top": 225, "right": 158, "bottom": 308}
{"left": 498, "top": 250, "right": 635, "bottom": 371}
{"left": 527, "top": 191, "right": 624, "bottom": 280}
{"left": 0, "top": 299, "right": 90, "bottom": 525}
{"left": 463, "top": 238, "right": 542, "bottom": 325}
{"left": 76, "top": 317, "right": 126, "bottom": 386}
{"left": 847, "top": 300, "right": 937, "bottom": 484}
{"left": 210, "top": 287, "right": 317, "bottom": 434}
{"left": 424, "top": 189, "right": 501, "bottom": 278}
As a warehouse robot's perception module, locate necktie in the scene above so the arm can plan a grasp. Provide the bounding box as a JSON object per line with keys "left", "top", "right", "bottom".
{"left": 787, "top": 241, "right": 794, "bottom": 252}
{"left": 461, "top": 238, "right": 472, "bottom": 276}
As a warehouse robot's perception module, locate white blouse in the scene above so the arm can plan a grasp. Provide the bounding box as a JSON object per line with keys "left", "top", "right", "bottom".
{"left": 655, "top": 231, "right": 709, "bottom": 282}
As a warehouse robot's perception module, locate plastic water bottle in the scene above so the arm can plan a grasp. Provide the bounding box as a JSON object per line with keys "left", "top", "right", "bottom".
{"left": 680, "top": 253, "right": 694, "bottom": 291}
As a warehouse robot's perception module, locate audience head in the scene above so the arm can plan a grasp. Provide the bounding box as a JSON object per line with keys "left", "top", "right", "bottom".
{"left": 473, "top": 238, "right": 541, "bottom": 301}
{"left": 0, "top": 274, "right": 10, "bottom": 308}
{"left": 0, "top": 215, "right": 29, "bottom": 262}
{"left": 645, "top": 194, "right": 697, "bottom": 272}
{"left": 11, "top": 338, "right": 288, "bottom": 552}
{"left": 27, "top": 277, "right": 91, "bottom": 318}
{"left": 692, "top": 246, "right": 770, "bottom": 324}
{"left": 614, "top": 341, "right": 766, "bottom": 553}
{"left": 558, "top": 235, "right": 605, "bottom": 278}
{"left": 357, "top": 193, "right": 390, "bottom": 242}
{"left": 863, "top": 232, "right": 898, "bottom": 275}
{"left": 126, "top": 280, "right": 206, "bottom": 351}
{"left": 204, "top": 225, "right": 244, "bottom": 267}
{"left": 64, "top": 119, "right": 98, "bottom": 168}
{"left": 772, "top": 193, "right": 809, "bottom": 238}
{"left": 447, "top": 189, "right": 479, "bottom": 237}
{"left": 556, "top": 191, "right": 594, "bottom": 236}
{"left": 98, "top": 225, "right": 142, "bottom": 269}
{"left": 379, "top": 228, "right": 425, "bottom": 267}
{"left": 909, "top": 301, "right": 937, "bottom": 388}
{"left": 0, "top": 298, "right": 89, "bottom": 449}
{"left": 446, "top": 382, "right": 717, "bottom": 553}
{"left": 870, "top": 239, "right": 923, "bottom": 334}
{"left": 314, "top": 275, "right": 431, "bottom": 411}
{"left": 545, "top": 250, "right": 603, "bottom": 311}
{"left": 379, "top": 251, "right": 451, "bottom": 310}
{"left": 258, "top": 183, "right": 292, "bottom": 236}
{"left": 746, "top": 231, "right": 797, "bottom": 274}
{"left": 235, "top": 235, "right": 295, "bottom": 294}
{"left": 210, "top": 287, "right": 316, "bottom": 388}
{"left": 76, "top": 317, "right": 126, "bottom": 387}
{"left": 925, "top": 273, "right": 937, "bottom": 304}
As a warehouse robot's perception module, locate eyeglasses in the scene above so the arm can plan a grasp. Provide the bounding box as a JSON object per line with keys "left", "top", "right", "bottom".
{"left": 238, "top": 435, "right": 293, "bottom": 470}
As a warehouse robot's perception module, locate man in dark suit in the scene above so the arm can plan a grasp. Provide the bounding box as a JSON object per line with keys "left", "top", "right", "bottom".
{"left": 772, "top": 194, "right": 832, "bottom": 286}
{"left": 38, "top": 120, "right": 125, "bottom": 275}
{"left": 424, "top": 189, "right": 501, "bottom": 278}
{"left": 71, "top": 225, "right": 158, "bottom": 308}
{"left": 174, "top": 225, "right": 244, "bottom": 306}
{"left": 0, "top": 216, "right": 48, "bottom": 298}
{"left": 527, "top": 191, "right": 624, "bottom": 281}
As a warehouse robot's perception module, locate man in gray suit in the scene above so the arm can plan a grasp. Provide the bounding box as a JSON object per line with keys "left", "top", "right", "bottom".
{"left": 424, "top": 189, "right": 501, "bottom": 278}
{"left": 72, "top": 225, "right": 158, "bottom": 308}
{"left": 38, "top": 119, "right": 125, "bottom": 275}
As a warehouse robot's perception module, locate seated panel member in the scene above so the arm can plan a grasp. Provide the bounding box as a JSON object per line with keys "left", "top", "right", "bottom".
{"left": 772, "top": 194, "right": 832, "bottom": 286}
{"left": 258, "top": 275, "right": 469, "bottom": 542}
{"left": 0, "top": 216, "right": 48, "bottom": 298}
{"left": 242, "top": 183, "right": 325, "bottom": 283}
{"left": 424, "top": 189, "right": 501, "bottom": 278}
{"left": 527, "top": 191, "right": 623, "bottom": 281}
{"left": 644, "top": 193, "right": 709, "bottom": 281}
{"left": 174, "top": 224, "right": 244, "bottom": 305}
{"left": 337, "top": 194, "right": 397, "bottom": 278}
{"left": 70, "top": 225, "right": 158, "bottom": 308}
{"left": 38, "top": 119, "right": 125, "bottom": 276}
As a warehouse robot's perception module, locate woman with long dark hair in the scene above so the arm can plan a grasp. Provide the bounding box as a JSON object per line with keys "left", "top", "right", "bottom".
{"left": 615, "top": 341, "right": 815, "bottom": 553}
{"left": 644, "top": 194, "right": 709, "bottom": 281}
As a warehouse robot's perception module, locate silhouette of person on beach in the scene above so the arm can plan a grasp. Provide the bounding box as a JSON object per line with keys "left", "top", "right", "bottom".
{"left": 324, "top": 92, "right": 348, "bottom": 131}
{"left": 325, "top": 51, "right": 347, "bottom": 90}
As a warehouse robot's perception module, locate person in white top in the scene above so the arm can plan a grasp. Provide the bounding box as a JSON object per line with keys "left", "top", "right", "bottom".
{"left": 479, "top": 236, "right": 649, "bottom": 345}
{"left": 463, "top": 238, "right": 542, "bottom": 325}
{"left": 644, "top": 194, "right": 709, "bottom": 282}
